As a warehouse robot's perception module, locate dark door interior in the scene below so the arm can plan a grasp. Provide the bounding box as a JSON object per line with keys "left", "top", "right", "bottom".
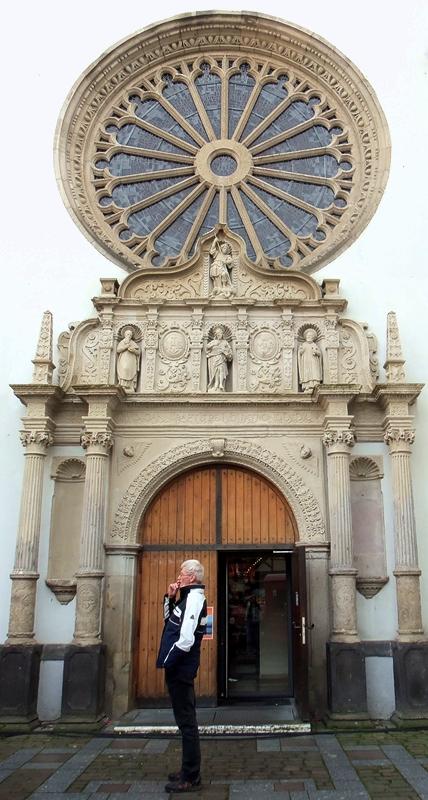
{"left": 219, "top": 552, "right": 293, "bottom": 701}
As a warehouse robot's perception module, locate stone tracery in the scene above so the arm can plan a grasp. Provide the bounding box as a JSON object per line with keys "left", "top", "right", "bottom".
{"left": 56, "top": 12, "right": 391, "bottom": 276}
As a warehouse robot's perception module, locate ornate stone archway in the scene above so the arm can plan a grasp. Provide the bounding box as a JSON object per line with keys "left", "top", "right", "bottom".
{"left": 110, "top": 437, "right": 326, "bottom": 545}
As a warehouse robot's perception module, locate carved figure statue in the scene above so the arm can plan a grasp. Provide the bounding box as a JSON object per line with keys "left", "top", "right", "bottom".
{"left": 206, "top": 326, "right": 233, "bottom": 391}
{"left": 209, "top": 236, "right": 234, "bottom": 296}
{"left": 117, "top": 328, "right": 141, "bottom": 391}
{"left": 298, "top": 329, "right": 323, "bottom": 392}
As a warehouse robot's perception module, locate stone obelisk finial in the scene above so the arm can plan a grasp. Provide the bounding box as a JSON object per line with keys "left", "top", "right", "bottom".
{"left": 384, "top": 311, "right": 406, "bottom": 383}
{"left": 32, "top": 310, "right": 55, "bottom": 384}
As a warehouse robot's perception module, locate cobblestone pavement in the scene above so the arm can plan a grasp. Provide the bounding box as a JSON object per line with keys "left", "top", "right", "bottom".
{"left": 1, "top": 730, "right": 428, "bottom": 800}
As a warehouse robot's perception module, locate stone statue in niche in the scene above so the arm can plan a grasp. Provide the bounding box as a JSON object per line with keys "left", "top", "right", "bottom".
{"left": 206, "top": 326, "right": 233, "bottom": 391}
{"left": 117, "top": 328, "right": 141, "bottom": 391}
{"left": 209, "top": 236, "right": 235, "bottom": 297}
{"left": 298, "top": 329, "right": 323, "bottom": 392}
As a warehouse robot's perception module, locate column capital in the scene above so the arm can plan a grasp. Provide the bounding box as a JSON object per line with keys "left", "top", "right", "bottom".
{"left": 81, "top": 430, "right": 114, "bottom": 453}
{"left": 384, "top": 426, "right": 415, "bottom": 452}
{"left": 323, "top": 428, "right": 355, "bottom": 452}
{"left": 19, "top": 429, "right": 53, "bottom": 451}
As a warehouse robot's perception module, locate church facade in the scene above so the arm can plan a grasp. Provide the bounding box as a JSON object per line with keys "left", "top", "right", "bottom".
{"left": 1, "top": 10, "right": 427, "bottom": 727}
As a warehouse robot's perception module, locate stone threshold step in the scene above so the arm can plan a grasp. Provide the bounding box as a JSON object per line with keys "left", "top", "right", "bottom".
{"left": 113, "top": 722, "right": 311, "bottom": 735}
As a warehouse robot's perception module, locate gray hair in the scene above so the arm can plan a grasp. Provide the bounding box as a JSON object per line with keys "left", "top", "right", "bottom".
{"left": 181, "top": 559, "right": 204, "bottom": 582}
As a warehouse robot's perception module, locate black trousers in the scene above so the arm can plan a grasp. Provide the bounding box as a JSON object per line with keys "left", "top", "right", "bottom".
{"left": 165, "top": 671, "right": 201, "bottom": 781}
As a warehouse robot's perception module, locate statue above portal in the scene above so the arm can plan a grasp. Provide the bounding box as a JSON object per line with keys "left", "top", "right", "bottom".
{"left": 117, "top": 327, "right": 141, "bottom": 392}
{"left": 209, "top": 236, "right": 235, "bottom": 298}
{"left": 298, "top": 328, "right": 323, "bottom": 392}
{"left": 206, "top": 325, "right": 233, "bottom": 392}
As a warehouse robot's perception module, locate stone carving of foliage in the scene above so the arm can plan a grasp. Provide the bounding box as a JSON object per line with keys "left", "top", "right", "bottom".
{"left": 339, "top": 328, "right": 358, "bottom": 384}
{"left": 57, "top": 329, "right": 72, "bottom": 387}
{"left": 239, "top": 272, "right": 309, "bottom": 301}
{"left": 80, "top": 329, "right": 100, "bottom": 384}
{"left": 132, "top": 274, "right": 202, "bottom": 301}
{"left": 363, "top": 325, "right": 379, "bottom": 382}
{"left": 111, "top": 438, "right": 326, "bottom": 543}
{"left": 157, "top": 361, "right": 189, "bottom": 392}
{"left": 20, "top": 431, "right": 53, "bottom": 448}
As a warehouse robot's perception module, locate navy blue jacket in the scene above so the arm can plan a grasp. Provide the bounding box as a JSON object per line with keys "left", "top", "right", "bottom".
{"left": 156, "top": 584, "right": 207, "bottom": 680}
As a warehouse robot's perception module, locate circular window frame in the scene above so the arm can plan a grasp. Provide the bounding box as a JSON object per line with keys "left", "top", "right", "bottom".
{"left": 55, "top": 11, "right": 390, "bottom": 275}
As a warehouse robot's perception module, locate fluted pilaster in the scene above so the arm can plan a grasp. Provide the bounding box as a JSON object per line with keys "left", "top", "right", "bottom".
{"left": 323, "top": 428, "right": 358, "bottom": 642}
{"left": 7, "top": 430, "right": 53, "bottom": 642}
{"left": 384, "top": 427, "right": 423, "bottom": 640}
{"left": 73, "top": 431, "right": 113, "bottom": 644}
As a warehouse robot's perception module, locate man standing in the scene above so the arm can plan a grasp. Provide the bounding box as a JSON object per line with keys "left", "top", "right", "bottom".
{"left": 156, "top": 559, "right": 207, "bottom": 793}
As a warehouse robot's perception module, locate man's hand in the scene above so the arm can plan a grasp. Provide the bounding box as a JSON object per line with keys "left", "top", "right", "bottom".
{"left": 167, "top": 582, "right": 179, "bottom": 598}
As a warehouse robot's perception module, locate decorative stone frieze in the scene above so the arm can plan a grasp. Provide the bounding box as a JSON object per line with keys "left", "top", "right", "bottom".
{"left": 324, "top": 316, "right": 339, "bottom": 384}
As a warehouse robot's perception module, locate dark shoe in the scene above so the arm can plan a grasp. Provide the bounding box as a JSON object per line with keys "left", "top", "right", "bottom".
{"left": 167, "top": 772, "right": 201, "bottom": 784}
{"left": 164, "top": 776, "right": 201, "bottom": 793}
{"left": 167, "top": 771, "right": 182, "bottom": 782}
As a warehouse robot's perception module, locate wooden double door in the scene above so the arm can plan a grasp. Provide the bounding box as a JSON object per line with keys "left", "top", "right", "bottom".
{"left": 134, "top": 464, "right": 307, "bottom": 711}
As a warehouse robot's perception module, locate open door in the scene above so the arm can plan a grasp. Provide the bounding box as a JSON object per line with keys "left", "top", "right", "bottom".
{"left": 291, "top": 546, "right": 310, "bottom": 720}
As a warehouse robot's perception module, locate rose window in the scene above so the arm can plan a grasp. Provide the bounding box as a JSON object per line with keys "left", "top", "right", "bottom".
{"left": 94, "top": 59, "right": 352, "bottom": 270}
{"left": 57, "top": 13, "right": 390, "bottom": 274}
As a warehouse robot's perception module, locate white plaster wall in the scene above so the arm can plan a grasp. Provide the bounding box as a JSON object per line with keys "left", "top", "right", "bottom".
{"left": 1, "top": 1, "right": 427, "bottom": 649}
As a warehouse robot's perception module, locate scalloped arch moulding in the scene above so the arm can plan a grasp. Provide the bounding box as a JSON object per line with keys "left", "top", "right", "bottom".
{"left": 110, "top": 437, "right": 326, "bottom": 544}
{"left": 55, "top": 11, "right": 390, "bottom": 275}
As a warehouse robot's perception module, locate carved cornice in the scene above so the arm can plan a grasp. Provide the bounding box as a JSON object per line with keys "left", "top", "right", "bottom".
{"left": 374, "top": 384, "right": 424, "bottom": 408}
{"left": 81, "top": 431, "right": 114, "bottom": 451}
{"left": 11, "top": 384, "right": 63, "bottom": 408}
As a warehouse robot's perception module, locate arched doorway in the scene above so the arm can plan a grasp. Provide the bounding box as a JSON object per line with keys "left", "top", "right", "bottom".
{"left": 134, "top": 464, "right": 301, "bottom": 705}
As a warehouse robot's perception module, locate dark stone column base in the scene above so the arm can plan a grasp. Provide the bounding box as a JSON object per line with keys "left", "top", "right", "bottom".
{"left": 392, "top": 641, "right": 428, "bottom": 718}
{"left": 0, "top": 644, "right": 42, "bottom": 726}
{"left": 327, "top": 641, "right": 368, "bottom": 716}
{"left": 61, "top": 644, "right": 106, "bottom": 723}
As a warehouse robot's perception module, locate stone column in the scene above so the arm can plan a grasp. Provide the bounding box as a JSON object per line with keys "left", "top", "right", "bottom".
{"left": 73, "top": 431, "right": 113, "bottom": 644}
{"left": 7, "top": 430, "right": 53, "bottom": 642}
{"left": 384, "top": 426, "right": 423, "bottom": 640}
{"left": 104, "top": 543, "right": 142, "bottom": 717}
{"left": 323, "top": 428, "right": 358, "bottom": 642}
